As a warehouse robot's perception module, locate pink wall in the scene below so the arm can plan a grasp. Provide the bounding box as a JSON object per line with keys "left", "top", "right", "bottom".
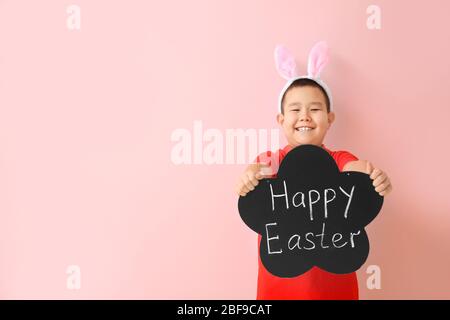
{"left": 0, "top": 0, "right": 449, "bottom": 299}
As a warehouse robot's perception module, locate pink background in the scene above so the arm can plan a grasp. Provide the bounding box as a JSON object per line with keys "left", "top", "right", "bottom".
{"left": 0, "top": 0, "right": 449, "bottom": 299}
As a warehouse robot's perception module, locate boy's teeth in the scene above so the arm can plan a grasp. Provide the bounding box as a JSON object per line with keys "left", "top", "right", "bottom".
{"left": 296, "top": 127, "right": 312, "bottom": 132}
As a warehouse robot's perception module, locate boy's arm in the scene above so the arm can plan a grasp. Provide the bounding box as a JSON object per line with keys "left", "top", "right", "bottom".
{"left": 343, "top": 160, "right": 393, "bottom": 197}
{"left": 342, "top": 160, "right": 367, "bottom": 173}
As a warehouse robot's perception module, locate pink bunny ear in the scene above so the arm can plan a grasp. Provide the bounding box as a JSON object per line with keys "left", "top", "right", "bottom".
{"left": 274, "top": 45, "right": 298, "bottom": 80}
{"left": 307, "top": 41, "right": 329, "bottom": 78}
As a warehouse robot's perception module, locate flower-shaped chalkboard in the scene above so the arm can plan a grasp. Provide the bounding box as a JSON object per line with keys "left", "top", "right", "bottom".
{"left": 238, "top": 144, "right": 383, "bottom": 278}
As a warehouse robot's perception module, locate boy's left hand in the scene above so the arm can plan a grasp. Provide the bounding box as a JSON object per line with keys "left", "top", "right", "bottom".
{"left": 366, "top": 162, "right": 393, "bottom": 197}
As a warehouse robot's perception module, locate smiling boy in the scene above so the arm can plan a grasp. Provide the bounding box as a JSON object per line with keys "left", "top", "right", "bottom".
{"left": 235, "top": 43, "right": 392, "bottom": 300}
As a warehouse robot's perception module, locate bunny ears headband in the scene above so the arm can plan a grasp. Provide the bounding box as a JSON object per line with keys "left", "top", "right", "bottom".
{"left": 275, "top": 41, "right": 333, "bottom": 113}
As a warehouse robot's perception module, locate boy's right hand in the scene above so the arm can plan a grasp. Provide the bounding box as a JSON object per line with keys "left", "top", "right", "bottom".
{"left": 235, "top": 163, "right": 271, "bottom": 197}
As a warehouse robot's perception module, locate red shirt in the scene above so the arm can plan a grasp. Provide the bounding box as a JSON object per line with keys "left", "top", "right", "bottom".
{"left": 255, "top": 144, "right": 359, "bottom": 300}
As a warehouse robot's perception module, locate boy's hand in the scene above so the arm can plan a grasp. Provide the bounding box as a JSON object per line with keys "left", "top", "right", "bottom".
{"left": 236, "top": 163, "right": 271, "bottom": 197}
{"left": 366, "top": 161, "right": 393, "bottom": 197}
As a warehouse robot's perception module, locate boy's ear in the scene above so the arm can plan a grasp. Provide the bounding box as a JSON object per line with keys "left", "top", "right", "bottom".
{"left": 327, "top": 111, "right": 335, "bottom": 127}
{"left": 277, "top": 113, "right": 284, "bottom": 126}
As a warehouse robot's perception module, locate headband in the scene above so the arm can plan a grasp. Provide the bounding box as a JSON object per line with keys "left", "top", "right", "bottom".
{"left": 274, "top": 41, "right": 333, "bottom": 113}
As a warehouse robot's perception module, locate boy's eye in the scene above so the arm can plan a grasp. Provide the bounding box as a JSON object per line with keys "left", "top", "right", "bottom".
{"left": 311, "top": 109, "right": 320, "bottom": 111}
{"left": 291, "top": 109, "right": 300, "bottom": 112}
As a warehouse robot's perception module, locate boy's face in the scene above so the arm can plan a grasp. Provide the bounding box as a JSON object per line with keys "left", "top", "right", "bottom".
{"left": 277, "top": 86, "right": 335, "bottom": 147}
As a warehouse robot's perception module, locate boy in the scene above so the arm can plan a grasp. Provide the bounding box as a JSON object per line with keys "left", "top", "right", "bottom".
{"left": 235, "top": 43, "right": 392, "bottom": 299}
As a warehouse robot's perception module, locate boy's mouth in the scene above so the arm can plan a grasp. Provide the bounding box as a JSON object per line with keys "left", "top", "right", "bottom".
{"left": 295, "top": 126, "right": 314, "bottom": 132}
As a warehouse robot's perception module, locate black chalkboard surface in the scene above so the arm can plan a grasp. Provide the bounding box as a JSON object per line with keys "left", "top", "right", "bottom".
{"left": 238, "top": 144, "right": 383, "bottom": 278}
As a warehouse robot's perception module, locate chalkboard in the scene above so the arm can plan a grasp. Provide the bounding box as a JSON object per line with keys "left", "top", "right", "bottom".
{"left": 238, "top": 144, "right": 383, "bottom": 278}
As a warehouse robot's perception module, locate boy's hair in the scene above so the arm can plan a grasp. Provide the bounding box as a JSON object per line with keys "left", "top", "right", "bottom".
{"left": 280, "top": 78, "right": 331, "bottom": 114}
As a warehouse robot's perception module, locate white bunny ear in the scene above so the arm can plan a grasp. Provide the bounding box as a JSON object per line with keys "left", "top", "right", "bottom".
{"left": 274, "top": 45, "right": 298, "bottom": 80}
{"left": 307, "top": 41, "right": 329, "bottom": 78}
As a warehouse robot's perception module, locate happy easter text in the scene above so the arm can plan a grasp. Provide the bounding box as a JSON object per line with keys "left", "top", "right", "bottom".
{"left": 265, "top": 180, "right": 362, "bottom": 254}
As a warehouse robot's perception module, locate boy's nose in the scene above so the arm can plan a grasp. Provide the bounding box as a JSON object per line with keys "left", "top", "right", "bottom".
{"left": 299, "top": 112, "right": 312, "bottom": 121}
